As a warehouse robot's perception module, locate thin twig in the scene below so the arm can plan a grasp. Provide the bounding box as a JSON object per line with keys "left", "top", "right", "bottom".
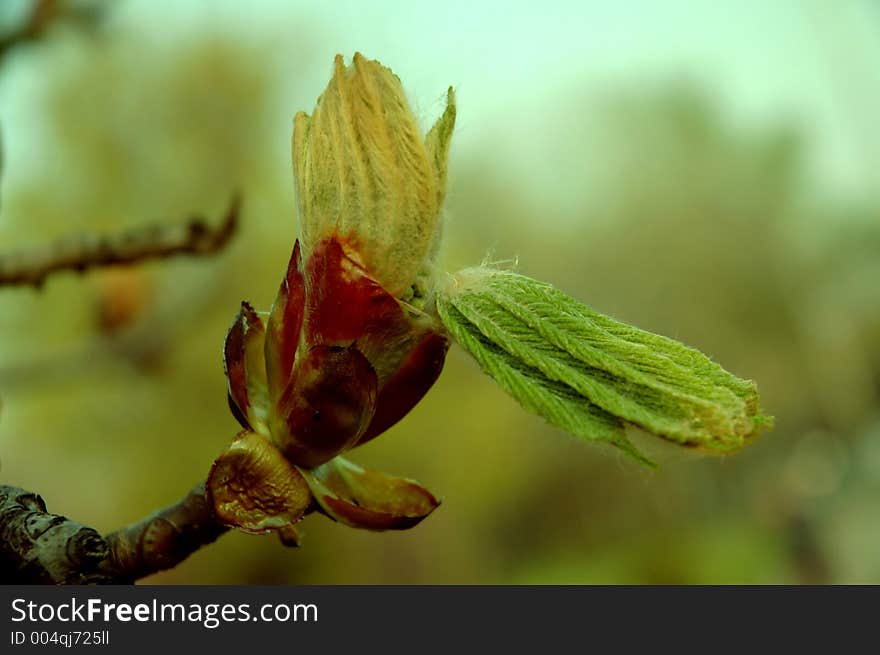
{"left": 0, "top": 0, "right": 104, "bottom": 60}
{"left": 0, "top": 195, "right": 241, "bottom": 288}
{"left": 0, "top": 0, "right": 58, "bottom": 59}
{"left": 0, "top": 482, "right": 229, "bottom": 584}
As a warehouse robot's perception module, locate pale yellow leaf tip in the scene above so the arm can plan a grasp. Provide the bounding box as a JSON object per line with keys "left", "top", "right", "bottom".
{"left": 290, "top": 53, "right": 457, "bottom": 299}
{"left": 426, "top": 87, "right": 457, "bottom": 205}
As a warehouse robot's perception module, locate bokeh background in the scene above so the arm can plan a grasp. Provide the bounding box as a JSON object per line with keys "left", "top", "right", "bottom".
{"left": 1, "top": 0, "right": 878, "bottom": 584}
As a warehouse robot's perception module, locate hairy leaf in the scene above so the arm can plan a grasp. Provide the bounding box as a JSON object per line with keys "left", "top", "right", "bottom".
{"left": 437, "top": 268, "right": 773, "bottom": 465}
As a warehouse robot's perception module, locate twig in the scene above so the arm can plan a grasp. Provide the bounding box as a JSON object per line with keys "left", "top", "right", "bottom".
{"left": 101, "top": 483, "right": 229, "bottom": 583}
{"left": 0, "top": 482, "right": 228, "bottom": 584}
{"left": 0, "top": 0, "right": 104, "bottom": 60}
{"left": 0, "top": 0, "right": 58, "bottom": 59}
{"left": 0, "top": 195, "right": 241, "bottom": 288}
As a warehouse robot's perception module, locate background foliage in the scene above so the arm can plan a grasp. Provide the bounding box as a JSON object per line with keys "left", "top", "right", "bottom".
{"left": 1, "top": 0, "right": 878, "bottom": 583}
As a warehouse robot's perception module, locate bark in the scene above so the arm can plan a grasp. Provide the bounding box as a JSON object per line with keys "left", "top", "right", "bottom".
{"left": 0, "top": 483, "right": 228, "bottom": 584}
{"left": 0, "top": 195, "right": 240, "bottom": 288}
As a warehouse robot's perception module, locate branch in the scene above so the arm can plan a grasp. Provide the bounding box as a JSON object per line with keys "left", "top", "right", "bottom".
{"left": 0, "top": 0, "right": 57, "bottom": 59}
{"left": 101, "top": 483, "right": 229, "bottom": 583}
{"left": 0, "top": 485, "right": 112, "bottom": 584}
{"left": 0, "top": 0, "right": 104, "bottom": 60}
{"left": 0, "top": 482, "right": 228, "bottom": 584}
{"left": 0, "top": 195, "right": 241, "bottom": 288}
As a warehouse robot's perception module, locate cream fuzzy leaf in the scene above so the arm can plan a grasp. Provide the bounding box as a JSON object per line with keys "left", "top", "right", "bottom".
{"left": 292, "top": 53, "right": 454, "bottom": 298}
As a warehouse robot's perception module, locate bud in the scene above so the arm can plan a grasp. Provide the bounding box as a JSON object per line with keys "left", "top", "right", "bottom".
{"left": 257, "top": 52, "right": 455, "bottom": 468}
{"left": 260, "top": 232, "right": 449, "bottom": 469}
{"left": 211, "top": 53, "right": 452, "bottom": 533}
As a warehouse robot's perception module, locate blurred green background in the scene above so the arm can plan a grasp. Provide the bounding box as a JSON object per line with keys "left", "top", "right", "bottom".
{"left": 1, "top": 0, "right": 878, "bottom": 584}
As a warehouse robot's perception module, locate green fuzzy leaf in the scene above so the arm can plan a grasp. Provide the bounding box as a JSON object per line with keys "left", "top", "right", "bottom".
{"left": 436, "top": 268, "right": 773, "bottom": 465}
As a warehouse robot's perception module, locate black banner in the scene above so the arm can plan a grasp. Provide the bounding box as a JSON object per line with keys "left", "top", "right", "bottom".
{"left": 0, "top": 586, "right": 872, "bottom": 652}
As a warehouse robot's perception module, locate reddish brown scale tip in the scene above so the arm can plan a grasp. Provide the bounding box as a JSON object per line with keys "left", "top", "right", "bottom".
{"left": 279, "top": 344, "right": 378, "bottom": 468}
{"left": 358, "top": 330, "right": 449, "bottom": 445}
{"left": 227, "top": 392, "right": 250, "bottom": 431}
{"left": 266, "top": 240, "right": 306, "bottom": 400}
{"left": 304, "top": 236, "right": 402, "bottom": 347}
{"left": 320, "top": 496, "right": 433, "bottom": 530}
{"left": 223, "top": 301, "right": 267, "bottom": 431}
{"left": 224, "top": 304, "right": 250, "bottom": 430}
{"left": 298, "top": 457, "right": 440, "bottom": 531}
